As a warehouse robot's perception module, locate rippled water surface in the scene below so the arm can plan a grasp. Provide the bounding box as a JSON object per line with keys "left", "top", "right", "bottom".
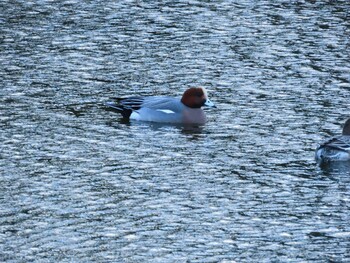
{"left": 1, "top": 0, "right": 350, "bottom": 262}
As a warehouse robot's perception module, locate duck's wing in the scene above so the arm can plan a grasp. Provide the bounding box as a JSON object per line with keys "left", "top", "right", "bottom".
{"left": 118, "top": 97, "right": 145, "bottom": 111}
{"left": 105, "top": 97, "right": 145, "bottom": 118}
{"left": 316, "top": 136, "right": 350, "bottom": 162}
{"left": 318, "top": 136, "right": 350, "bottom": 152}
{"left": 141, "top": 97, "right": 183, "bottom": 113}
{"left": 106, "top": 96, "right": 183, "bottom": 118}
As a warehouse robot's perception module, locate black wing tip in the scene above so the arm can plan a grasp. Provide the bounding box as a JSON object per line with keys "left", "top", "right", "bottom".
{"left": 105, "top": 102, "right": 122, "bottom": 110}
{"left": 105, "top": 102, "right": 132, "bottom": 119}
{"left": 105, "top": 96, "right": 145, "bottom": 120}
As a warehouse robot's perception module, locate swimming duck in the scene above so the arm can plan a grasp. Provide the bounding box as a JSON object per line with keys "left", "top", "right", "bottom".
{"left": 315, "top": 118, "right": 350, "bottom": 162}
{"left": 106, "top": 87, "right": 216, "bottom": 124}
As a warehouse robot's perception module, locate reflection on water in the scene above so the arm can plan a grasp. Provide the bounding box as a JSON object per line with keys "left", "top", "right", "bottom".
{"left": 319, "top": 161, "right": 350, "bottom": 177}
{"left": 1, "top": 0, "right": 350, "bottom": 262}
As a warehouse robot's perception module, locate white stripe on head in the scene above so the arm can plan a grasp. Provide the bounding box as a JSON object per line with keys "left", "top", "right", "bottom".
{"left": 201, "top": 87, "right": 208, "bottom": 99}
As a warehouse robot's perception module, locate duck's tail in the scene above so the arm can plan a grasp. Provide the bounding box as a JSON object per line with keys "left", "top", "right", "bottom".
{"left": 105, "top": 101, "right": 132, "bottom": 119}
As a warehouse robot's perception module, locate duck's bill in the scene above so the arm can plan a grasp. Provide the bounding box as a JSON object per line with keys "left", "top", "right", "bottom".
{"left": 204, "top": 99, "right": 216, "bottom": 108}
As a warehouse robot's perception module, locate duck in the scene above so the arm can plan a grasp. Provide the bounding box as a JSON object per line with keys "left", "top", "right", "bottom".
{"left": 315, "top": 118, "right": 350, "bottom": 162}
{"left": 106, "top": 87, "right": 216, "bottom": 124}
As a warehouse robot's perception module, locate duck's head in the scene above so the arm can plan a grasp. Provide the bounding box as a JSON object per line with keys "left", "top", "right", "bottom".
{"left": 181, "top": 87, "right": 216, "bottom": 109}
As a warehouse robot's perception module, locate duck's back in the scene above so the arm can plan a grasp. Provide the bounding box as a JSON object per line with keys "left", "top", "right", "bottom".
{"left": 141, "top": 97, "right": 184, "bottom": 112}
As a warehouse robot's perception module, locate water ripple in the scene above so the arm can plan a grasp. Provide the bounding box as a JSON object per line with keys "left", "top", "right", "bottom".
{"left": 1, "top": 0, "right": 350, "bottom": 262}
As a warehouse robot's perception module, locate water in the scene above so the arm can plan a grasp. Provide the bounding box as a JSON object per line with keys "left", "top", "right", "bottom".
{"left": 1, "top": 0, "right": 350, "bottom": 262}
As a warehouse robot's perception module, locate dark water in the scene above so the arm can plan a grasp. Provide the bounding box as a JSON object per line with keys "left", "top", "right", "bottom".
{"left": 1, "top": 0, "right": 350, "bottom": 262}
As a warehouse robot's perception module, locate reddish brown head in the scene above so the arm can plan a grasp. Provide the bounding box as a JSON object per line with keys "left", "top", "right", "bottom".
{"left": 342, "top": 118, "right": 350, "bottom": 135}
{"left": 181, "top": 87, "right": 215, "bottom": 109}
